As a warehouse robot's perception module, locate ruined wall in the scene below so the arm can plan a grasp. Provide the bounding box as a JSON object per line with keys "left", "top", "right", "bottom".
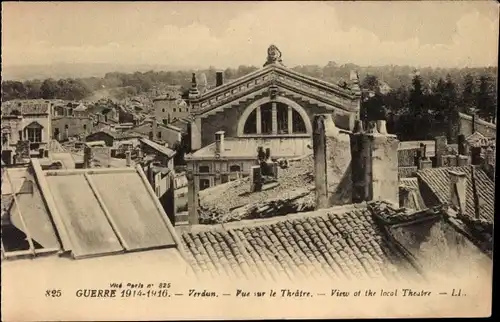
{"left": 313, "top": 114, "right": 352, "bottom": 209}
{"left": 369, "top": 134, "right": 399, "bottom": 205}
{"left": 52, "top": 116, "right": 94, "bottom": 141}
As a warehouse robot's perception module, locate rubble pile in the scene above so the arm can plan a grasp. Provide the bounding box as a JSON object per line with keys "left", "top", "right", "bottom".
{"left": 199, "top": 154, "right": 316, "bottom": 224}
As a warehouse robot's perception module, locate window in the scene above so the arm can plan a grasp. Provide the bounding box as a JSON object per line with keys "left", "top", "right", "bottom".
{"left": 243, "top": 109, "right": 257, "bottom": 134}
{"left": 162, "top": 108, "right": 165, "bottom": 112}
{"left": 199, "top": 179, "right": 210, "bottom": 190}
{"left": 18, "top": 131, "right": 22, "bottom": 140}
{"left": 229, "top": 165, "right": 241, "bottom": 172}
{"left": 221, "top": 175, "right": 229, "bottom": 184}
{"left": 292, "top": 109, "right": 307, "bottom": 133}
{"left": 260, "top": 103, "right": 273, "bottom": 134}
{"left": 199, "top": 165, "right": 210, "bottom": 173}
{"left": 157, "top": 131, "right": 162, "bottom": 139}
{"left": 27, "top": 128, "right": 42, "bottom": 143}
{"left": 65, "top": 124, "right": 69, "bottom": 129}
{"left": 83, "top": 124, "right": 87, "bottom": 131}
{"left": 277, "top": 103, "right": 288, "bottom": 134}
{"left": 173, "top": 108, "right": 177, "bottom": 112}
{"left": 2, "top": 133, "right": 9, "bottom": 145}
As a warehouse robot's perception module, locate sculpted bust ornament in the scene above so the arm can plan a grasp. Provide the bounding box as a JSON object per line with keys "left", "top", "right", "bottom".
{"left": 264, "top": 44, "right": 284, "bottom": 67}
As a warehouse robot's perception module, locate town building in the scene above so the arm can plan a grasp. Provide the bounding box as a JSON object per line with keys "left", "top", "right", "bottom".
{"left": 186, "top": 45, "right": 362, "bottom": 152}
{"left": 138, "top": 137, "right": 176, "bottom": 169}
{"left": 132, "top": 119, "right": 183, "bottom": 148}
{"left": 153, "top": 93, "right": 190, "bottom": 123}
{"left": 1, "top": 99, "right": 53, "bottom": 156}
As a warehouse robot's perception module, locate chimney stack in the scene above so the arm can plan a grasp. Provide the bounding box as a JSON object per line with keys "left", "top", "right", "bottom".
{"left": 214, "top": 131, "right": 225, "bottom": 155}
{"left": 83, "top": 146, "right": 92, "bottom": 168}
{"left": 434, "top": 136, "right": 448, "bottom": 167}
{"left": 313, "top": 114, "right": 352, "bottom": 209}
{"left": 376, "top": 120, "right": 388, "bottom": 135}
{"left": 448, "top": 170, "right": 467, "bottom": 216}
{"left": 152, "top": 117, "right": 158, "bottom": 140}
{"left": 125, "top": 150, "right": 131, "bottom": 167}
{"left": 216, "top": 71, "right": 224, "bottom": 87}
{"left": 417, "top": 143, "right": 432, "bottom": 169}
{"left": 250, "top": 165, "right": 263, "bottom": 192}
{"left": 351, "top": 117, "right": 399, "bottom": 206}
{"left": 457, "top": 134, "right": 468, "bottom": 155}
{"left": 470, "top": 146, "right": 482, "bottom": 165}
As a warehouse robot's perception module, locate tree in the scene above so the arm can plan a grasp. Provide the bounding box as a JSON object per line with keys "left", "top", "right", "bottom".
{"left": 443, "top": 74, "right": 458, "bottom": 140}
{"left": 409, "top": 73, "right": 425, "bottom": 137}
{"left": 461, "top": 73, "right": 476, "bottom": 114}
{"left": 40, "top": 79, "right": 59, "bottom": 99}
{"left": 361, "top": 75, "right": 380, "bottom": 91}
{"left": 476, "top": 75, "right": 496, "bottom": 123}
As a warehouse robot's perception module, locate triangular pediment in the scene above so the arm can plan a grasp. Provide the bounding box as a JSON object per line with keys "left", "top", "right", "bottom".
{"left": 24, "top": 121, "right": 44, "bottom": 129}
{"left": 192, "top": 64, "right": 360, "bottom": 117}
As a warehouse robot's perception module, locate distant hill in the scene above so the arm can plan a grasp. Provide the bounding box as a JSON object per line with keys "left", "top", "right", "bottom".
{"left": 1, "top": 63, "right": 204, "bottom": 81}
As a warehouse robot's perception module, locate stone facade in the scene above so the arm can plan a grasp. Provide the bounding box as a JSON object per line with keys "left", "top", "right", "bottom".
{"left": 187, "top": 45, "right": 361, "bottom": 151}
{"left": 52, "top": 116, "right": 94, "bottom": 141}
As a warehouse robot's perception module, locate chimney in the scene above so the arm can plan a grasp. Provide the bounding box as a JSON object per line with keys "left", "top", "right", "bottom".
{"left": 125, "top": 150, "right": 131, "bottom": 167}
{"left": 250, "top": 165, "right": 263, "bottom": 192}
{"left": 152, "top": 117, "right": 158, "bottom": 140}
{"left": 484, "top": 146, "right": 495, "bottom": 165}
{"left": 448, "top": 170, "right": 467, "bottom": 215}
{"left": 417, "top": 144, "right": 432, "bottom": 170}
{"left": 457, "top": 134, "right": 467, "bottom": 155}
{"left": 313, "top": 114, "right": 352, "bottom": 209}
{"left": 471, "top": 146, "right": 482, "bottom": 165}
{"left": 216, "top": 71, "right": 224, "bottom": 87}
{"left": 434, "top": 136, "right": 448, "bottom": 167}
{"left": 376, "top": 120, "right": 388, "bottom": 135}
{"left": 83, "top": 146, "right": 92, "bottom": 168}
{"left": 350, "top": 117, "right": 399, "bottom": 205}
{"left": 214, "top": 131, "right": 225, "bottom": 155}
{"left": 457, "top": 155, "right": 470, "bottom": 166}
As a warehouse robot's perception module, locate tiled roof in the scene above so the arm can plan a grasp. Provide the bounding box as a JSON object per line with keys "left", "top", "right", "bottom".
{"left": 191, "top": 137, "right": 312, "bottom": 159}
{"left": 181, "top": 202, "right": 417, "bottom": 281}
{"left": 398, "top": 166, "right": 417, "bottom": 179}
{"left": 139, "top": 138, "right": 176, "bottom": 158}
{"left": 416, "top": 166, "right": 494, "bottom": 222}
{"left": 2, "top": 100, "right": 51, "bottom": 115}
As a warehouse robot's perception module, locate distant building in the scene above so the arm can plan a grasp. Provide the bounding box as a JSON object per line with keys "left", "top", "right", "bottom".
{"left": 1, "top": 99, "right": 53, "bottom": 154}
{"left": 153, "top": 93, "right": 189, "bottom": 123}
{"left": 185, "top": 131, "right": 309, "bottom": 191}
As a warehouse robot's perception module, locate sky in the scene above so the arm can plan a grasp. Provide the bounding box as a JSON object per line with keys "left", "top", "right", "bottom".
{"left": 2, "top": 1, "right": 499, "bottom": 68}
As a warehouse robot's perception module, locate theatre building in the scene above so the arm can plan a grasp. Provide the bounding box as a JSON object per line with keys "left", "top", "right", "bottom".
{"left": 185, "top": 45, "right": 362, "bottom": 190}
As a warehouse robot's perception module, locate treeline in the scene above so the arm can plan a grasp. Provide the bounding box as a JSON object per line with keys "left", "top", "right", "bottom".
{"left": 1, "top": 65, "right": 260, "bottom": 102}
{"left": 362, "top": 73, "right": 497, "bottom": 141}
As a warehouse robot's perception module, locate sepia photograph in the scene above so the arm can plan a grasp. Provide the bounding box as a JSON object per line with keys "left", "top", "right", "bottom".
{"left": 1, "top": 1, "right": 498, "bottom": 320}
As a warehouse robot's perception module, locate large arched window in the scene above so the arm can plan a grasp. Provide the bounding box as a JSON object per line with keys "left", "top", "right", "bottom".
{"left": 241, "top": 101, "right": 309, "bottom": 136}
